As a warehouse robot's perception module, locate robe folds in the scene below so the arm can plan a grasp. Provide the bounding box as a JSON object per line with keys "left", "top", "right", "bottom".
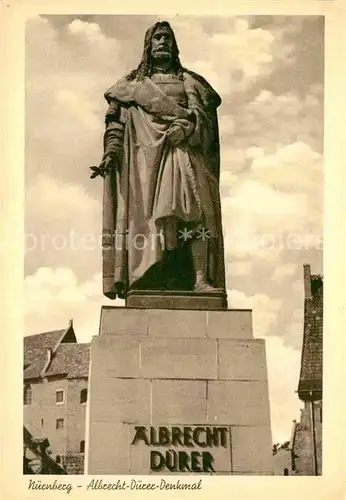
{"left": 101, "top": 71, "right": 226, "bottom": 299}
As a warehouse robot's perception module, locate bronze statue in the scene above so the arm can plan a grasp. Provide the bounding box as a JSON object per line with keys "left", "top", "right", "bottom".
{"left": 93, "top": 21, "right": 226, "bottom": 299}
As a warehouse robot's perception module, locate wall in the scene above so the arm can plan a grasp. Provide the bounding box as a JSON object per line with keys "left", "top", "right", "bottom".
{"left": 66, "top": 378, "right": 88, "bottom": 454}
{"left": 272, "top": 449, "right": 292, "bottom": 475}
{"left": 24, "top": 377, "right": 69, "bottom": 455}
{"left": 293, "top": 400, "right": 322, "bottom": 475}
{"left": 314, "top": 401, "right": 323, "bottom": 475}
{"left": 24, "top": 377, "right": 88, "bottom": 458}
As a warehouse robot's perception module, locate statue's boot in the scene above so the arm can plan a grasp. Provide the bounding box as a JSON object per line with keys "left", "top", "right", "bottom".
{"left": 193, "top": 280, "right": 225, "bottom": 293}
{"left": 192, "top": 237, "right": 224, "bottom": 293}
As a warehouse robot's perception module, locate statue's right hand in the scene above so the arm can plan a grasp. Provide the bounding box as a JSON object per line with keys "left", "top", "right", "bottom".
{"left": 90, "top": 155, "right": 118, "bottom": 179}
{"left": 100, "top": 155, "right": 114, "bottom": 176}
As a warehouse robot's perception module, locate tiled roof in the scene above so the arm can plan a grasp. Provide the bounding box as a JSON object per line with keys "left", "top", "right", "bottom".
{"left": 298, "top": 268, "right": 323, "bottom": 400}
{"left": 23, "top": 323, "right": 83, "bottom": 380}
{"left": 44, "top": 343, "right": 90, "bottom": 379}
{"left": 24, "top": 330, "right": 66, "bottom": 368}
{"left": 24, "top": 353, "right": 49, "bottom": 380}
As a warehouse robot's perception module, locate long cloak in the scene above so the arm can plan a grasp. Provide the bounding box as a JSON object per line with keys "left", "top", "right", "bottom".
{"left": 102, "top": 71, "right": 225, "bottom": 299}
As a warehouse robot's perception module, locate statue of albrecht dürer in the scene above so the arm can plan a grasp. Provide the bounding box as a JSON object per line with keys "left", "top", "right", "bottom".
{"left": 94, "top": 21, "right": 226, "bottom": 299}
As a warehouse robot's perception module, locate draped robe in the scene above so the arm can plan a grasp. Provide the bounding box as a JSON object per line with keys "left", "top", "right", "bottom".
{"left": 102, "top": 71, "right": 226, "bottom": 299}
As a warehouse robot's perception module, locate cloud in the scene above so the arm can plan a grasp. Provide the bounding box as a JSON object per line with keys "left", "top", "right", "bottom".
{"left": 230, "top": 88, "right": 323, "bottom": 152}
{"left": 170, "top": 17, "right": 294, "bottom": 95}
{"left": 222, "top": 184, "right": 308, "bottom": 265}
{"left": 271, "top": 263, "right": 297, "bottom": 281}
{"left": 264, "top": 335, "right": 302, "bottom": 443}
{"left": 218, "top": 114, "right": 236, "bottom": 136}
{"left": 251, "top": 142, "right": 323, "bottom": 193}
{"left": 26, "top": 174, "right": 98, "bottom": 217}
{"left": 211, "top": 20, "right": 275, "bottom": 77}
{"left": 25, "top": 175, "right": 101, "bottom": 278}
{"left": 220, "top": 140, "right": 323, "bottom": 269}
{"left": 25, "top": 16, "right": 126, "bottom": 190}
{"left": 226, "top": 260, "right": 253, "bottom": 276}
{"left": 247, "top": 141, "right": 323, "bottom": 235}
{"left": 67, "top": 19, "right": 107, "bottom": 42}
{"left": 55, "top": 89, "right": 100, "bottom": 130}
{"left": 26, "top": 16, "right": 123, "bottom": 80}
{"left": 229, "top": 289, "right": 282, "bottom": 338}
{"left": 228, "top": 180, "right": 306, "bottom": 218}
{"left": 25, "top": 267, "right": 122, "bottom": 342}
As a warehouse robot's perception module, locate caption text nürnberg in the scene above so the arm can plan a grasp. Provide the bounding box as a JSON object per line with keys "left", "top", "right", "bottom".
{"left": 28, "top": 478, "right": 203, "bottom": 494}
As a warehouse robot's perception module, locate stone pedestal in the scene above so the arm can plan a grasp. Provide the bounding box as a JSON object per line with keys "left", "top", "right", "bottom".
{"left": 85, "top": 306, "right": 273, "bottom": 475}
{"left": 126, "top": 290, "right": 228, "bottom": 310}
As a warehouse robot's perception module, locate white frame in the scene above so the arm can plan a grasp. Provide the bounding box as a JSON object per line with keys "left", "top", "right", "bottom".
{"left": 56, "top": 418, "right": 64, "bottom": 430}
{"left": 55, "top": 389, "right": 65, "bottom": 405}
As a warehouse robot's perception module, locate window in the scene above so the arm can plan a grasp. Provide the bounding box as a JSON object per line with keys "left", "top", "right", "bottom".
{"left": 24, "top": 385, "right": 32, "bottom": 405}
{"left": 80, "top": 388, "right": 87, "bottom": 404}
{"left": 284, "top": 468, "right": 289, "bottom": 476}
{"left": 80, "top": 440, "right": 85, "bottom": 453}
{"left": 56, "top": 390, "right": 65, "bottom": 404}
{"left": 56, "top": 418, "right": 64, "bottom": 430}
{"left": 41, "top": 418, "right": 44, "bottom": 427}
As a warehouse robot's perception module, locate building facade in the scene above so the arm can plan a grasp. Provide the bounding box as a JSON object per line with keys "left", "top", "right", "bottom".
{"left": 272, "top": 447, "right": 292, "bottom": 476}
{"left": 272, "top": 264, "right": 323, "bottom": 476}
{"left": 24, "top": 321, "right": 90, "bottom": 473}
{"left": 291, "top": 264, "right": 323, "bottom": 475}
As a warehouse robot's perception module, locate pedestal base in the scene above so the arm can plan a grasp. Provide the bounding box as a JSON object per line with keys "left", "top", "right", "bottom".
{"left": 86, "top": 307, "right": 273, "bottom": 475}
{"left": 126, "top": 290, "right": 227, "bottom": 310}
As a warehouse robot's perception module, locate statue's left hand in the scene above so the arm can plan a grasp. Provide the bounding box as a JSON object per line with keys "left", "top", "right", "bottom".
{"left": 166, "top": 125, "right": 185, "bottom": 146}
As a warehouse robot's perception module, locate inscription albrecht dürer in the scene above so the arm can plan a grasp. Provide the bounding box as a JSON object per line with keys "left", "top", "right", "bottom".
{"left": 92, "top": 21, "right": 226, "bottom": 299}
{"left": 131, "top": 425, "right": 230, "bottom": 472}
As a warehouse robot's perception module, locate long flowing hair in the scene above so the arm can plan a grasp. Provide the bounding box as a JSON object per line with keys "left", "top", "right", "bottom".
{"left": 126, "top": 21, "right": 184, "bottom": 81}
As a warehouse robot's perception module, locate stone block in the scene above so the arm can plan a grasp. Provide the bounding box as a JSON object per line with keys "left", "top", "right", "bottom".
{"left": 129, "top": 437, "right": 152, "bottom": 474}
{"left": 231, "top": 425, "right": 273, "bottom": 474}
{"left": 207, "top": 310, "right": 253, "bottom": 339}
{"left": 152, "top": 380, "right": 207, "bottom": 423}
{"left": 99, "top": 307, "right": 255, "bottom": 340}
{"left": 207, "top": 381, "right": 271, "bottom": 426}
{"left": 218, "top": 339, "right": 267, "bottom": 381}
{"left": 140, "top": 338, "right": 217, "bottom": 379}
{"left": 100, "top": 307, "right": 148, "bottom": 336}
{"left": 87, "top": 423, "right": 130, "bottom": 474}
{"left": 89, "top": 378, "right": 151, "bottom": 424}
{"left": 126, "top": 290, "right": 227, "bottom": 310}
{"left": 91, "top": 336, "right": 140, "bottom": 378}
{"left": 147, "top": 309, "right": 207, "bottom": 338}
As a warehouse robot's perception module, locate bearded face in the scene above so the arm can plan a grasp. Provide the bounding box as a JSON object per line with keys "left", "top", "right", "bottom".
{"left": 150, "top": 26, "right": 174, "bottom": 62}
{"left": 127, "top": 22, "right": 181, "bottom": 81}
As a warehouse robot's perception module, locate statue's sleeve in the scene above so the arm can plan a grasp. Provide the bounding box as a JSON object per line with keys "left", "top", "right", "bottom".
{"left": 102, "top": 97, "right": 126, "bottom": 160}
{"left": 184, "top": 77, "right": 221, "bottom": 181}
{"left": 186, "top": 92, "right": 214, "bottom": 147}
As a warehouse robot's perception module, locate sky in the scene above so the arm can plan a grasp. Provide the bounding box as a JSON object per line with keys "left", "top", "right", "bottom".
{"left": 25, "top": 14, "right": 324, "bottom": 444}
